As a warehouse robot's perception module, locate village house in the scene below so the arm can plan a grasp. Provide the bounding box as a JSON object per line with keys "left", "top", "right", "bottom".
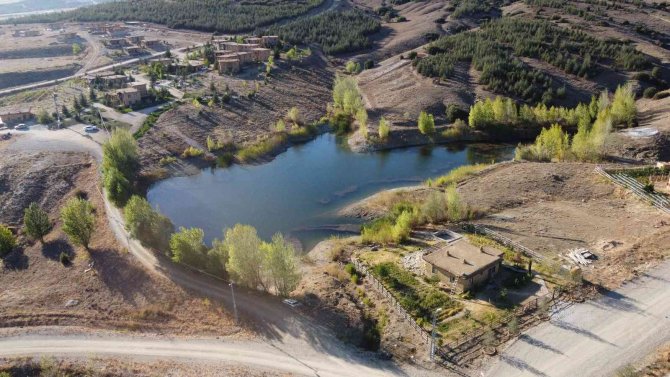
{"left": 98, "top": 74, "right": 128, "bottom": 89}
{"left": 0, "top": 110, "right": 33, "bottom": 126}
{"left": 105, "top": 38, "right": 127, "bottom": 48}
{"left": 214, "top": 37, "right": 273, "bottom": 74}
{"left": 142, "top": 39, "right": 163, "bottom": 49}
{"left": 124, "top": 46, "right": 145, "bottom": 55}
{"left": 126, "top": 35, "right": 145, "bottom": 45}
{"left": 12, "top": 30, "right": 40, "bottom": 37}
{"left": 423, "top": 238, "right": 503, "bottom": 293}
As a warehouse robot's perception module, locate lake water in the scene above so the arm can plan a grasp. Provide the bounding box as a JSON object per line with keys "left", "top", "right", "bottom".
{"left": 147, "top": 134, "right": 514, "bottom": 251}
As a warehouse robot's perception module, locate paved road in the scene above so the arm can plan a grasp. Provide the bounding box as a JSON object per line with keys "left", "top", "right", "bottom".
{"left": 0, "top": 45, "right": 201, "bottom": 96}
{"left": 0, "top": 334, "right": 401, "bottom": 377}
{"left": 486, "top": 260, "right": 670, "bottom": 377}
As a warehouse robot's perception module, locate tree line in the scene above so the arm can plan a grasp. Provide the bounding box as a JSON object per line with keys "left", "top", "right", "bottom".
{"left": 8, "top": 0, "right": 324, "bottom": 33}
{"left": 268, "top": 10, "right": 381, "bottom": 54}
{"left": 416, "top": 17, "right": 649, "bottom": 103}
{"left": 515, "top": 84, "right": 636, "bottom": 162}
{"left": 99, "top": 129, "right": 301, "bottom": 296}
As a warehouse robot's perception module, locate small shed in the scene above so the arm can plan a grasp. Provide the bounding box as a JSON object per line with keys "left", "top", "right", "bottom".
{"left": 423, "top": 238, "right": 503, "bottom": 293}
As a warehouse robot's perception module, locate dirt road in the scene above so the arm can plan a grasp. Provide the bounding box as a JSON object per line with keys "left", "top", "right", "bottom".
{"left": 0, "top": 333, "right": 401, "bottom": 377}
{"left": 485, "top": 259, "right": 670, "bottom": 377}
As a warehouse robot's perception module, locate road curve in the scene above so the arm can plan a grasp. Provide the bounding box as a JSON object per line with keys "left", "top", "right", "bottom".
{"left": 0, "top": 335, "right": 397, "bottom": 377}
{"left": 485, "top": 259, "right": 670, "bottom": 377}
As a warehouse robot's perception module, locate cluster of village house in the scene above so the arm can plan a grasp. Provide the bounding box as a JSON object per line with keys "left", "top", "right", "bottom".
{"left": 85, "top": 73, "right": 150, "bottom": 108}
{"left": 103, "top": 34, "right": 163, "bottom": 55}
{"left": 214, "top": 35, "right": 278, "bottom": 74}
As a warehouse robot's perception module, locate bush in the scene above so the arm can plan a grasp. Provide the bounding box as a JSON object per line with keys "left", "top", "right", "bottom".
{"left": 23, "top": 202, "right": 51, "bottom": 243}
{"left": 427, "top": 163, "right": 489, "bottom": 187}
{"left": 418, "top": 111, "right": 435, "bottom": 135}
{"left": 103, "top": 129, "right": 138, "bottom": 206}
{"left": 60, "top": 197, "right": 95, "bottom": 249}
{"left": 445, "top": 104, "right": 467, "bottom": 123}
{"left": 236, "top": 134, "right": 287, "bottom": 163}
{"left": 170, "top": 227, "right": 208, "bottom": 267}
{"left": 182, "top": 146, "right": 205, "bottom": 158}
{"left": 643, "top": 87, "right": 658, "bottom": 99}
{"left": 124, "top": 195, "right": 174, "bottom": 251}
{"left": 104, "top": 167, "right": 133, "bottom": 207}
{"left": 59, "top": 251, "right": 71, "bottom": 266}
{"left": 653, "top": 91, "right": 670, "bottom": 100}
{"left": 378, "top": 117, "right": 390, "bottom": 139}
{"left": 0, "top": 224, "right": 16, "bottom": 258}
{"left": 364, "top": 60, "right": 374, "bottom": 70}
{"left": 345, "top": 60, "right": 361, "bottom": 74}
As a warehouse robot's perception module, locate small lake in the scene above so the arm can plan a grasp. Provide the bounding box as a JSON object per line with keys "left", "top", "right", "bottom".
{"left": 147, "top": 134, "right": 514, "bottom": 251}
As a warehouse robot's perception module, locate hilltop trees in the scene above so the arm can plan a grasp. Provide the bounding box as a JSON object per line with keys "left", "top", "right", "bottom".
{"left": 416, "top": 17, "right": 648, "bottom": 103}
{"left": 224, "top": 224, "right": 266, "bottom": 290}
{"left": 270, "top": 10, "right": 381, "bottom": 54}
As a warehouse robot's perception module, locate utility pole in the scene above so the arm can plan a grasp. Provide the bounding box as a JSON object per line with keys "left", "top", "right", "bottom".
{"left": 229, "top": 282, "right": 239, "bottom": 325}
{"left": 52, "top": 92, "right": 62, "bottom": 129}
{"left": 430, "top": 307, "right": 442, "bottom": 362}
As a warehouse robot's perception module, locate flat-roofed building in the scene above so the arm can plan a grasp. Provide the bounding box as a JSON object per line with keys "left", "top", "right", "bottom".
{"left": 423, "top": 238, "right": 503, "bottom": 293}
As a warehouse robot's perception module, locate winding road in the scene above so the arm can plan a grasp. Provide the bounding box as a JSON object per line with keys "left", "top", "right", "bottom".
{"left": 486, "top": 260, "right": 670, "bottom": 377}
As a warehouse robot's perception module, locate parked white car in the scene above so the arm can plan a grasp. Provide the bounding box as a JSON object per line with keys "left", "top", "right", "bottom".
{"left": 14, "top": 123, "right": 28, "bottom": 130}
{"left": 282, "top": 299, "right": 301, "bottom": 308}
{"left": 84, "top": 125, "right": 99, "bottom": 132}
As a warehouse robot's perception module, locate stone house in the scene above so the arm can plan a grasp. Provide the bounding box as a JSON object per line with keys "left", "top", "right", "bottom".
{"left": 423, "top": 238, "right": 503, "bottom": 293}
{"left": 0, "top": 110, "right": 33, "bottom": 125}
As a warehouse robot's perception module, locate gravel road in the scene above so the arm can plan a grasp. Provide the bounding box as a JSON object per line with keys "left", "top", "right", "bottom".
{"left": 486, "top": 260, "right": 670, "bottom": 377}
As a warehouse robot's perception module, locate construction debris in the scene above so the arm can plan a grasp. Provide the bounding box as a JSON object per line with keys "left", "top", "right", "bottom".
{"left": 568, "top": 248, "right": 596, "bottom": 266}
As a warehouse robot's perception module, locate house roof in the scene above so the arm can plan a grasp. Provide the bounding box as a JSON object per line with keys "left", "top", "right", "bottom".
{"left": 422, "top": 239, "right": 503, "bottom": 277}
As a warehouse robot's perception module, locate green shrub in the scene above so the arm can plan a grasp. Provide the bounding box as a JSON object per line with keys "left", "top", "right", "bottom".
{"left": 653, "top": 91, "right": 670, "bottom": 100}
{"left": 0, "top": 224, "right": 16, "bottom": 258}
{"left": 418, "top": 111, "right": 435, "bottom": 135}
{"left": 60, "top": 197, "right": 95, "bottom": 250}
{"left": 104, "top": 166, "right": 132, "bottom": 207}
{"left": 159, "top": 156, "right": 177, "bottom": 165}
{"left": 643, "top": 87, "right": 658, "bottom": 99}
{"left": 344, "top": 263, "right": 357, "bottom": 276}
{"left": 23, "top": 202, "right": 51, "bottom": 243}
{"left": 236, "top": 134, "right": 287, "bottom": 163}
{"left": 59, "top": 251, "right": 71, "bottom": 266}
{"left": 378, "top": 117, "right": 390, "bottom": 139}
{"left": 181, "top": 146, "right": 205, "bottom": 158}
{"left": 170, "top": 227, "right": 208, "bottom": 267}
{"left": 124, "top": 195, "right": 174, "bottom": 251}
{"left": 427, "top": 163, "right": 489, "bottom": 187}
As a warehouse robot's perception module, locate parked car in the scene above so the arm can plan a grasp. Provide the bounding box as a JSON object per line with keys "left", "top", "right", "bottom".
{"left": 84, "top": 125, "right": 99, "bottom": 132}
{"left": 282, "top": 299, "right": 300, "bottom": 308}
{"left": 14, "top": 123, "right": 28, "bottom": 130}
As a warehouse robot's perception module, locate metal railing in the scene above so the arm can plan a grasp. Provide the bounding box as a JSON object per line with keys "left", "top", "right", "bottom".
{"left": 595, "top": 166, "right": 670, "bottom": 215}
{"left": 468, "top": 224, "right": 546, "bottom": 261}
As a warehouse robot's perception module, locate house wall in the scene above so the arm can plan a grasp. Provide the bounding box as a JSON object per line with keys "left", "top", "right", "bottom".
{"left": 424, "top": 260, "right": 501, "bottom": 293}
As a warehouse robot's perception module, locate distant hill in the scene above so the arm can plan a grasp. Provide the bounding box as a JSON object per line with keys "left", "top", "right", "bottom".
{"left": 0, "top": 0, "right": 113, "bottom": 15}
{"left": 4, "top": 0, "right": 326, "bottom": 33}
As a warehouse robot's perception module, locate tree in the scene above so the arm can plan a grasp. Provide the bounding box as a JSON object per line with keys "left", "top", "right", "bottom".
{"left": 418, "top": 111, "right": 435, "bottom": 135}
{"left": 610, "top": 83, "right": 636, "bottom": 127}
{"left": 23, "top": 202, "right": 51, "bottom": 243}
{"left": 79, "top": 92, "right": 88, "bottom": 108}
{"left": 355, "top": 108, "right": 368, "bottom": 139}
{"left": 446, "top": 184, "right": 467, "bottom": 221}
{"left": 61, "top": 197, "right": 95, "bottom": 249}
{"left": 37, "top": 109, "right": 53, "bottom": 124}
{"left": 104, "top": 167, "right": 133, "bottom": 207}
{"left": 0, "top": 224, "right": 16, "bottom": 258}
{"left": 61, "top": 105, "right": 71, "bottom": 118}
{"left": 225, "top": 224, "right": 265, "bottom": 289}
{"left": 262, "top": 233, "right": 301, "bottom": 297}
{"left": 89, "top": 86, "right": 97, "bottom": 101}
{"left": 72, "top": 43, "right": 82, "bottom": 55}
{"left": 287, "top": 107, "right": 301, "bottom": 126}
{"left": 124, "top": 195, "right": 173, "bottom": 251}
{"left": 378, "top": 117, "right": 390, "bottom": 139}
{"left": 345, "top": 60, "right": 361, "bottom": 74}
{"left": 102, "top": 129, "right": 138, "bottom": 200}
{"left": 533, "top": 124, "right": 570, "bottom": 161}
{"left": 165, "top": 47, "right": 172, "bottom": 58}
{"left": 72, "top": 96, "right": 82, "bottom": 114}
{"left": 170, "top": 227, "right": 207, "bottom": 267}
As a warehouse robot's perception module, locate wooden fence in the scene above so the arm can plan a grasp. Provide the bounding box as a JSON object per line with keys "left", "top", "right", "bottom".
{"left": 595, "top": 166, "right": 670, "bottom": 215}
{"left": 350, "top": 259, "right": 430, "bottom": 342}
{"left": 352, "top": 257, "right": 567, "bottom": 366}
